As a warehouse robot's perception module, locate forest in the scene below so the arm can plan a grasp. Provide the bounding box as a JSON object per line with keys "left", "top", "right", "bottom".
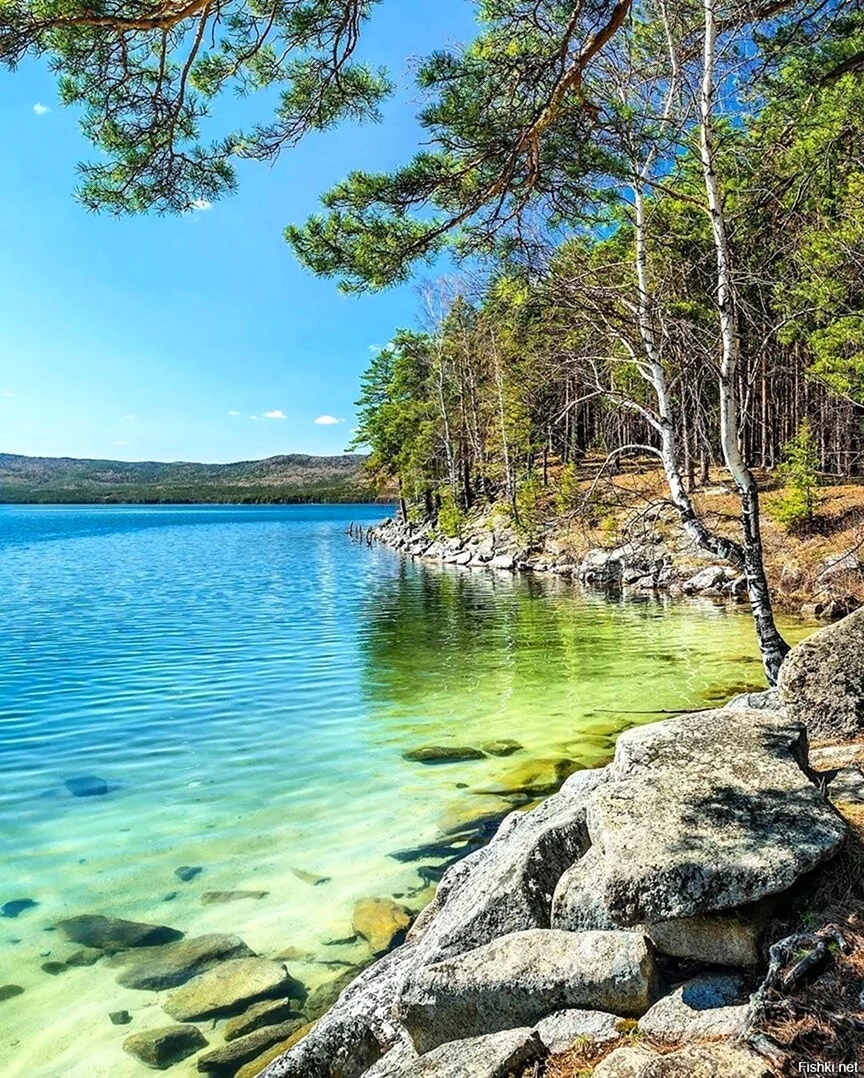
{"left": 2, "top": 0, "right": 864, "bottom": 680}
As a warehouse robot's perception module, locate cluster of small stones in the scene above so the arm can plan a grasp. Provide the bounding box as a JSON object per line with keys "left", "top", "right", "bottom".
{"left": 366, "top": 511, "right": 864, "bottom": 619}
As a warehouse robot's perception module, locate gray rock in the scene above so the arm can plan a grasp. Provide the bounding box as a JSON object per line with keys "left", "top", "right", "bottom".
{"left": 224, "top": 998, "right": 306, "bottom": 1042}
{"left": 416, "top": 769, "right": 608, "bottom": 960}
{"left": 109, "top": 1010, "right": 132, "bottom": 1025}
{"left": 400, "top": 1028, "right": 546, "bottom": 1078}
{"left": 481, "top": 739, "right": 523, "bottom": 757}
{"left": 402, "top": 746, "right": 486, "bottom": 764}
{"left": 123, "top": 1025, "right": 207, "bottom": 1070}
{"left": 827, "top": 766, "right": 864, "bottom": 804}
{"left": 724, "top": 689, "right": 781, "bottom": 711}
{"left": 580, "top": 549, "right": 625, "bottom": 586}
{"left": 593, "top": 1042, "right": 771, "bottom": 1077}
{"left": 489, "top": 554, "right": 515, "bottom": 570}
{"left": 397, "top": 929, "right": 656, "bottom": 1053}
{"left": 534, "top": 1008, "right": 621, "bottom": 1054}
{"left": 163, "top": 958, "right": 293, "bottom": 1021}
{"left": 645, "top": 899, "right": 773, "bottom": 967}
{"left": 682, "top": 566, "right": 728, "bottom": 593}
{"left": 810, "top": 743, "right": 864, "bottom": 771}
{"left": 200, "top": 890, "right": 268, "bottom": 904}
{"left": 817, "top": 551, "right": 864, "bottom": 584}
{"left": 552, "top": 846, "right": 624, "bottom": 932}
{"left": 114, "top": 934, "right": 254, "bottom": 991}
{"left": 259, "top": 1015, "right": 382, "bottom": 1078}
{"left": 57, "top": 914, "right": 183, "bottom": 954}
{"left": 588, "top": 709, "right": 846, "bottom": 924}
{"left": 637, "top": 974, "right": 748, "bottom": 1043}
{"left": 363, "top": 1042, "right": 419, "bottom": 1077}
{"left": 197, "top": 1020, "right": 308, "bottom": 1076}
{"left": 778, "top": 608, "right": 864, "bottom": 739}
{"left": 0, "top": 984, "right": 24, "bottom": 1002}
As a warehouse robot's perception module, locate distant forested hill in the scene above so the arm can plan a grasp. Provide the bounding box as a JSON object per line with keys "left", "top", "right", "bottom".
{"left": 0, "top": 452, "right": 378, "bottom": 504}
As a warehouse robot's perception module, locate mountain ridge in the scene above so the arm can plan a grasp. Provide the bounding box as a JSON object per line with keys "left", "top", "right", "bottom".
{"left": 0, "top": 451, "right": 376, "bottom": 504}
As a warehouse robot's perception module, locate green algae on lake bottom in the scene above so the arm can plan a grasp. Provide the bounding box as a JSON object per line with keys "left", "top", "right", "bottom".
{"left": 0, "top": 505, "right": 815, "bottom": 1078}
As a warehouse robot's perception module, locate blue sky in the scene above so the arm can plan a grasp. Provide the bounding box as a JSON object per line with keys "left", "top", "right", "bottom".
{"left": 0, "top": 2, "right": 475, "bottom": 463}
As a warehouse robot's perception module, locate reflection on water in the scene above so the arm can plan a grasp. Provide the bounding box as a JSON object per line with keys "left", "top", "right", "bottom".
{"left": 0, "top": 505, "right": 811, "bottom": 1077}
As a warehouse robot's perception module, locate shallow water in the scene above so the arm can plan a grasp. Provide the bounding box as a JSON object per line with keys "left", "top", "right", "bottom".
{"left": 0, "top": 504, "right": 812, "bottom": 1077}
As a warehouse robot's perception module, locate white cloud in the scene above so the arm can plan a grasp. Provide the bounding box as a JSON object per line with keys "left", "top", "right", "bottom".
{"left": 114, "top": 440, "right": 131, "bottom": 446}
{"left": 313, "top": 415, "right": 344, "bottom": 425}
{"left": 2, "top": 389, "right": 13, "bottom": 398}
{"left": 191, "top": 199, "right": 212, "bottom": 211}
{"left": 263, "top": 409, "right": 287, "bottom": 420}
{"left": 124, "top": 414, "right": 135, "bottom": 420}
{"left": 250, "top": 415, "right": 259, "bottom": 421}
{"left": 228, "top": 410, "right": 241, "bottom": 416}
{"left": 33, "top": 103, "right": 50, "bottom": 116}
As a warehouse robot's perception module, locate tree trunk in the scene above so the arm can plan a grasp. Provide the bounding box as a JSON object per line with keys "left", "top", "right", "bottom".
{"left": 698, "top": 0, "right": 789, "bottom": 683}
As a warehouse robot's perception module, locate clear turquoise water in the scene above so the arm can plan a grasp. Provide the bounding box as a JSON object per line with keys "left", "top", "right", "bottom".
{"left": 0, "top": 504, "right": 811, "bottom": 1077}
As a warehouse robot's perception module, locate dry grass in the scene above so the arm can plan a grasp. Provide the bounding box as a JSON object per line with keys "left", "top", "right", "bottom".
{"left": 754, "top": 801, "right": 864, "bottom": 1072}
{"left": 541, "top": 461, "right": 864, "bottom": 609}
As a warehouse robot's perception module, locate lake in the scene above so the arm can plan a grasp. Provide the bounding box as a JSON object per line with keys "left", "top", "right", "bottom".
{"left": 0, "top": 504, "right": 810, "bottom": 1077}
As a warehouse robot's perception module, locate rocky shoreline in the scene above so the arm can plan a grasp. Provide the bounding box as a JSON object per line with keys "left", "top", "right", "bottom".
{"left": 358, "top": 513, "right": 863, "bottom": 621}
{"left": 254, "top": 609, "right": 864, "bottom": 1077}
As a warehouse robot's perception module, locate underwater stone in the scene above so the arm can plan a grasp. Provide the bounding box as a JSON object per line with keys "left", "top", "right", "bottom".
{"left": 200, "top": 891, "right": 269, "bottom": 905}
{"left": 0, "top": 984, "right": 24, "bottom": 1002}
{"left": 162, "top": 958, "right": 293, "bottom": 1021}
{"left": 57, "top": 914, "right": 183, "bottom": 954}
{"left": 123, "top": 1024, "right": 208, "bottom": 1069}
{"left": 290, "top": 868, "right": 331, "bottom": 887}
{"left": 481, "top": 740, "right": 524, "bottom": 757}
{"left": 64, "top": 775, "right": 109, "bottom": 797}
{"left": 41, "top": 961, "right": 67, "bottom": 975}
{"left": 403, "top": 746, "right": 486, "bottom": 764}
{"left": 114, "top": 933, "right": 254, "bottom": 991}
{"left": 223, "top": 998, "right": 306, "bottom": 1042}
{"left": 175, "top": 865, "right": 203, "bottom": 883}
{"left": 1, "top": 899, "right": 38, "bottom": 918}
{"left": 65, "top": 947, "right": 103, "bottom": 967}
{"left": 352, "top": 898, "right": 412, "bottom": 955}
{"left": 198, "top": 1021, "right": 308, "bottom": 1075}
{"left": 109, "top": 1010, "right": 132, "bottom": 1025}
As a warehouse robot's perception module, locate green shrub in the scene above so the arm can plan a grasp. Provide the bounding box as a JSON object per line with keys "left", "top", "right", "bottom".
{"left": 437, "top": 492, "right": 465, "bottom": 537}
{"left": 555, "top": 462, "right": 580, "bottom": 514}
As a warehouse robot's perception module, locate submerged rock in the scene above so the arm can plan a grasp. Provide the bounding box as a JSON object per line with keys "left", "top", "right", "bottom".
{"left": 109, "top": 1010, "right": 132, "bottom": 1025}
{"left": 175, "top": 865, "right": 203, "bottom": 883}
{"left": 64, "top": 775, "right": 109, "bottom": 797}
{"left": 114, "top": 933, "right": 253, "bottom": 991}
{"left": 778, "top": 608, "right": 864, "bottom": 740}
{"left": 290, "top": 868, "right": 331, "bottom": 886}
{"left": 397, "top": 929, "right": 656, "bottom": 1054}
{"left": 588, "top": 709, "right": 846, "bottom": 924}
{"left": 41, "top": 961, "right": 67, "bottom": 975}
{"left": 162, "top": 958, "right": 294, "bottom": 1021}
{"left": 1, "top": 899, "right": 38, "bottom": 919}
{"left": 200, "top": 891, "right": 268, "bottom": 905}
{"left": 57, "top": 914, "right": 183, "bottom": 954}
{"left": 477, "top": 757, "right": 577, "bottom": 797}
{"left": 0, "top": 984, "right": 24, "bottom": 1002}
{"left": 197, "top": 1021, "right": 309, "bottom": 1076}
{"left": 481, "top": 739, "right": 523, "bottom": 757}
{"left": 224, "top": 998, "right": 305, "bottom": 1042}
{"left": 123, "top": 1024, "right": 208, "bottom": 1070}
{"left": 353, "top": 898, "right": 412, "bottom": 956}
{"left": 403, "top": 746, "right": 486, "bottom": 764}
{"left": 65, "top": 946, "right": 103, "bottom": 967}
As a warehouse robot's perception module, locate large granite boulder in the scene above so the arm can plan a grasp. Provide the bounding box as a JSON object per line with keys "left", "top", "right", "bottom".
{"left": 258, "top": 1015, "right": 382, "bottom": 1078}
{"left": 398, "top": 1028, "right": 545, "bottom": 1078}
{"left": 644, "top": 899, "right": 774, "bottom": 968}
{"left": 397, "top": 929, "right": 655, "bottom": 1053}
{"left": 637, "top": 974, "right": 748, "bottom": 1043}
{"left": 593, "top": 1043, "right": 771, "bottom": 1077}
{"left": 585, "top": 709, "right": 846, "bottom": 924}
{"left": 411, "top": 768, "right": 608, "bottom": 961}
{"left": 162, "top": 958, "right": 293, "bottom": 1021}
{"left": 778, "top": 608, "right": 864, "bottom": 739}
{"left": 113, "top": 934, "right": 253, "bottom": 991}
